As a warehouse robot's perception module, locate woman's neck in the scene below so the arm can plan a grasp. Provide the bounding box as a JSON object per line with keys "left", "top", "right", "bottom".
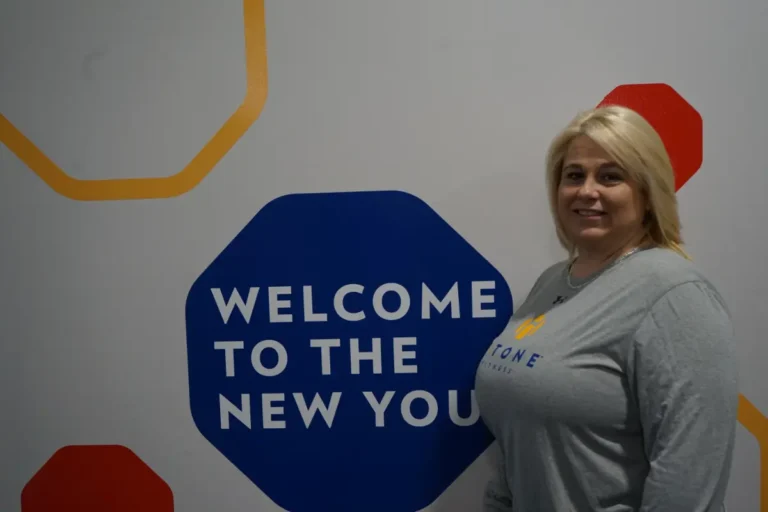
{"left": 571, "top": 236, "right": 647, "bottom": 279}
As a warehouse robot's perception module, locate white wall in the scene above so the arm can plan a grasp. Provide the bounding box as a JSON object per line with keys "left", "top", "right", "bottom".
{"left": 1, "top": 0, "right": 766, "bottom": 510}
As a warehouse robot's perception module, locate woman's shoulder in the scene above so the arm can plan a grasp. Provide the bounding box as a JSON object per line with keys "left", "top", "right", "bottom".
{"left": 627, "top": 247, "right": 708, "bottom": 283}
{"left": 528, "top": 258, "right": 570, "bottom": 293}
{"left": 621, "top": 247, "right": 726, "bottom": 307}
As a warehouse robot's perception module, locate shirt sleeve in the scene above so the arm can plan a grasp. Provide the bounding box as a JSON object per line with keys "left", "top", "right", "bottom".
{"left": 482, "top": 441, "right": 515, "bottom": 511}
{"left": 629, "top": 280, "right": 740, "bottom": 511}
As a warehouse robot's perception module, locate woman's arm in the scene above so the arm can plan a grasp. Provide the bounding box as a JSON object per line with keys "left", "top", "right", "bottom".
{"left": 482, "top": 441, "right": 514, "bottom": 511}
{"left": 629, "top": 280, "right": 740, "bottom": 511}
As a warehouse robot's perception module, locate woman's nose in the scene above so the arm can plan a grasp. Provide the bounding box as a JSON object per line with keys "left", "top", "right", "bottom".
{"left": 577, "top": 178, "right": 599, "bottom": 197}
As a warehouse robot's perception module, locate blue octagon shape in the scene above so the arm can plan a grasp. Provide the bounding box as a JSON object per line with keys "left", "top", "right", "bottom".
{"left": 185, "top": 190, "right": 513, "bottom": 512}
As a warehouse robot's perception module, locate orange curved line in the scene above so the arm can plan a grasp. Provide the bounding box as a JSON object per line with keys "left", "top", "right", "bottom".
{"left": 738, "top": 394, "right": 768, "bottom": 511}
{"left": 0, "top": 0, "right": 267, "bottom": 201}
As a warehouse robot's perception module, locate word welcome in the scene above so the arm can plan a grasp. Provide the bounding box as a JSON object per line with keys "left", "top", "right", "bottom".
{"left": 210, "top": 281, "right": 497, "bottom": 324}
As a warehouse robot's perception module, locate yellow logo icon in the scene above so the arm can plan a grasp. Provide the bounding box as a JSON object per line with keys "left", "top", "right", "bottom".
{"left": 515, "top": 314, "right": 546, "bottom": 340}
{"left": 0, "top": 0, "right": 268, "bottom": 201}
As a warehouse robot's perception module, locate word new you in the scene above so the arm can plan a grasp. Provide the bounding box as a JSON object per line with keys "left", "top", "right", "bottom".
{"left": 219, "top": 389, "right": 481, "bottom": 430}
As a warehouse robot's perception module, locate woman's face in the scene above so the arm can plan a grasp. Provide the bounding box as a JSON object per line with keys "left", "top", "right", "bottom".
{"left": 557, "top": 135, "right": 647, "bottom": 254}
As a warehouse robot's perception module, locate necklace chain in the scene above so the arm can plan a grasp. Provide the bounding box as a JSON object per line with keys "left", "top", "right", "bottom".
{"left": 565, "top": 247, "right": 641, "bottom": 290}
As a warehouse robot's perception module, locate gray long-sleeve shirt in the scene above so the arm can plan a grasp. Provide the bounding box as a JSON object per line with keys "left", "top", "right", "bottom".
{"left": 474, "top": 247, "right": 739, "bottom": 511}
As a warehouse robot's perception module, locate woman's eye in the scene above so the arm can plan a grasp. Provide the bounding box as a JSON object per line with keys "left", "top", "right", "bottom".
{"left": 563, "top": 171, "right": 582, "bottom": 181}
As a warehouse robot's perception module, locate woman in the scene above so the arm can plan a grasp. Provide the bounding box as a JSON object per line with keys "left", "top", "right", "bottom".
{"left": 474, "top": 105, "right": 740, "bottom": 511}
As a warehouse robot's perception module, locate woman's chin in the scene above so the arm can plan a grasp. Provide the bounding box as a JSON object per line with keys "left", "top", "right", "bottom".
{"left": 570, "top": 229, "right": 610, "bottom": 245}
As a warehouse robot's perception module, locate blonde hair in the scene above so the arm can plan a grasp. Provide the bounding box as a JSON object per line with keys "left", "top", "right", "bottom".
{"left": 544, "top": 104, "right": 691, "bottom": 260}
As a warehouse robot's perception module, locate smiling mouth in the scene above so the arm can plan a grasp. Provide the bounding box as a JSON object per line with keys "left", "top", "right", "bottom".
{"left": 574, "top": 209, "right": 606, "bottom": 217}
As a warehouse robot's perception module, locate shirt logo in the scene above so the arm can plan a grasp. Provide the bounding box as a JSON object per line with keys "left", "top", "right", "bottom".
{"left": 515, "top": 314, "right": 546, "bottom": 340}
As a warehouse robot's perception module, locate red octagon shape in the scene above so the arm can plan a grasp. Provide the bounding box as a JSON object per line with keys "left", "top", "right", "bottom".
{"left": 597, "top": 83, "right": 703, "bottom": 191}
{"left": 21, "top": 445, "right": 174, "bottom": 512}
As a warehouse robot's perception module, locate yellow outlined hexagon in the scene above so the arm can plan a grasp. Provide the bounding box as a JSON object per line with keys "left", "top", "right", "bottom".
{"left": 738, "top": 394, "right": 768, "bottom": 511}
{"left": 0, "top": 0, "right": 267, "bottom": 201}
